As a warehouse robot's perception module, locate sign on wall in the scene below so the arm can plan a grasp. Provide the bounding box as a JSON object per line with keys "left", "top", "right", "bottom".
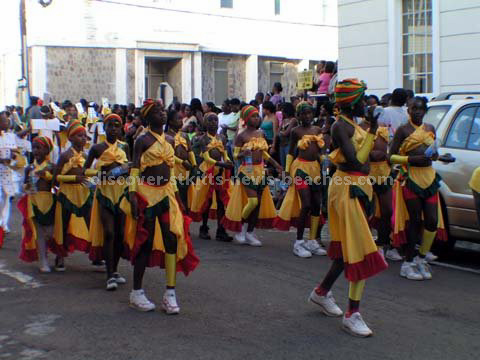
{"left": 297, "top": 70, "right": 313, "bottom": 90}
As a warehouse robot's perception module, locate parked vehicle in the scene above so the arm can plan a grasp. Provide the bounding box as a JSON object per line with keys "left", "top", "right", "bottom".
{"left": 426, "top": 92, "right": 480, "bottom": 250}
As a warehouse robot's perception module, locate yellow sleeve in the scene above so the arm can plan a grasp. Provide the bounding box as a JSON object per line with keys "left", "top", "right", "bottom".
{"left": 262, "top": 151, "right": 271, "bottom": 161}
{"left": 85, "top": 169, "right": 98, "bottom": 177}
{"left": 223, "top": 150, "right": 231, "bottom": 162}
{"left": 285, "top": 154, "right": 294, "bottom": 173}
{"left": 129, "top": 168, "right": 139, "bottom": 192}
{"left": 188, "top": 151, "right": 197, "bottom": 167}
{"left": 56, "top": 175, "right": 78, "bottom": 183}
{"left": 390, "top": 155, "right": 409, "bottom": 165}
{"left": 174, "top": 156, "right": 184, "bottom": 165}
{"left": 202, "top": 150, "right": 217, "bottom": 166}
{"left": 356, "top": 132, "right": 375, "bottom": 164}
{"left": 233, "top": 147, "right": 241, "bottom": 160}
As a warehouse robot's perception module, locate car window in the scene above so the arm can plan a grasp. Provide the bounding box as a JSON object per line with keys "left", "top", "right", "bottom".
{"left": 425, "top": 105, "right": 451, "bottom": 129}
{"left": 445, "top": 106, "right": 476, "bottom": 149}
{"left": 467, "top": 110, "right": 480, "bottom": 151}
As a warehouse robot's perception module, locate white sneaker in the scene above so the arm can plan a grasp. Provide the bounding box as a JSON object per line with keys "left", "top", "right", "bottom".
{"left": 400, "top": 261, "right": 423, "bottom": 281}
{"left": 308, "top": 290, "right": 343, "bottom": 317}
{"left": 162, "top": 290, "right": 180, "bottom": 315}
{"left": 113, "top": 272, "right": 127, "bottom": 284}
{"left": 386, "top": 248, "right": 403, "bottom": 261}
{"left": 106, "top": 278, "right": 118, "bottom": 291}
{"left": 245, "top": 232, "right": 262, "bottom": 247}
{"left": 414, "top": 256, "right": 433, "bottom": 280}
{"left": 293, "top": 240, "right": 312, "bottom": 258}
{"left": 234, "top": 233, "right": 247, "bottom": 245}
{"left": 342, "top": 313, "right": 373, "bottom": 337}
{"left": 425, "top": 251, "right": 438, "bottom": 263}
{"left": 304, "top": 240, "right": 327, "bottom": 256}
{"left": 39, "top": 264, "right": 51, "bottom": 273}
{"left": 129, "top": 289, "right": 155, "bottom": 312}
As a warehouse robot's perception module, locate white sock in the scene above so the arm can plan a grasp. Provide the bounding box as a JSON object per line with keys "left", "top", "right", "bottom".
{"left": 241, "top": 223, "right": 248, "bottom": 236}
{"left": 132, "top": 289, "right": 144, "bottom": 295}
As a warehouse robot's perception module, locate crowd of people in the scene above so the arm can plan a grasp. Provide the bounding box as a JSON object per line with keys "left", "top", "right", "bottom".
{"left": 1, "top": 75, "right": 480, "bottom": 338}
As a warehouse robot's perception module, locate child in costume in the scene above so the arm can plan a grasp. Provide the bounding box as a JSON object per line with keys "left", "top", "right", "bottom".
{"left": 122, "top": 99, "right": 198, "bottom": 313}
{"left": 166, "top": 109, "right": 197, "bottom": 212}
{"left": 358, "top": 118, "right": 396, "bottom": 259}
{"left": 85, "top": 113, "right": 129, "bottom": 291}
{"left": 309, "top": 79, "right": 388, "bottom": 337}
{"left": 275, "top": 102, "right": 327, "bottom": 258}
{"left": 50, "top": 120, "right": 93, "bottom": 271}
{"left": 390, "top": 96, "right": 447, "bottom": 281}
{"left": 190, "top": 113, "right": 233, "bottom": 242}
{"left": 222, "top": 105, "right": 281, "bottom": 246}
{"left": 18, "top": 136, "right": 55, "bottom": 272}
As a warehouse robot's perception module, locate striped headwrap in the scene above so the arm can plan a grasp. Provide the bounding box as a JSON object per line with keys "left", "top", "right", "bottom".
{"left": 140, "top": 99, "right": 156, "bottom": 119}
{"left": 296, "top": 101, "right": 314, "bottom": 115}
{"left": 67, "top": 120, "right": 86, "bottom": 139}
{"left": 335, "top": 78, "right": 367, "bottom": 106}
{"left": 240, "top": 105, "right": 259, "bottom": 125}
{"left": 33, "top": 136, "right": 53, "bottom": 153}
{"left": 104, "top": 113, "right": 122, "bottom": 125}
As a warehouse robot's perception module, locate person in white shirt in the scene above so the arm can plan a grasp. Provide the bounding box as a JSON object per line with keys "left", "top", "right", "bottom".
{"left": 378, "top": 88, "right": 408, "bottom": 139}
{"left": 217, "top": 99, "right": 236, "bottom": 134}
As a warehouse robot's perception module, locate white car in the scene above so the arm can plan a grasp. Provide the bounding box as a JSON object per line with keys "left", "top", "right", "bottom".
{"left": 426, "top": 92, "right": 480, "bottom": 249}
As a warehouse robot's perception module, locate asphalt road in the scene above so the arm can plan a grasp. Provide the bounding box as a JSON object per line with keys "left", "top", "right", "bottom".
{"left": 0, "top": 209, "right": 479, "bottom": 360}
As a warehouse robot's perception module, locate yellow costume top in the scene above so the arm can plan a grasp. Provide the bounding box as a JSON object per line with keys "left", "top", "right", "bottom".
{"left": 241, "top": 137, "right": 269, "bottom": 152}
{"left": 140, "top": 130, "right": 174, "bottom": 172}
{"left": 174, "top": 133, "right": 188, "bottom": 150}
{"left": 61, "top": 148, "right": 85, "bottom": 174}
{"left": 297, "top": 134, "right": 325, "bottom": 151}
{"left": 329, "top": 115, "right": 367, "bottom": 165}
{"left": 206, "top": 134, "right": 225, "bottom": 153}
{"left": 398, "top": 121, "right": 434, "bottom": 156}
{"left": 95, "top": 140, "right": 128, "bottom": 170}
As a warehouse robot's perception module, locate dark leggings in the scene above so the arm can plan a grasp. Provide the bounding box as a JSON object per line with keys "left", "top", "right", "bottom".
{"left": 375, "top": 188, "right": 393, "bottom": 247}
{"left": 319, "top": 258, "right": 344, "bottom": 291}
{"left": 404, "top": 197, "right": 438, "bottom": 262}
{"left": 474, "top": 191, "right": 480, "bottom": 229}
{"left": 133, "top": 213, "right": 178, "bottom": 290}
{"left": 297, "top": 186, "right": 322, "bottom": 240}
{"left": 201, "top": 189, "right": 226, "bottom": 230}
{"left": 100, "top": 209, "right": 124, "bottom": 279}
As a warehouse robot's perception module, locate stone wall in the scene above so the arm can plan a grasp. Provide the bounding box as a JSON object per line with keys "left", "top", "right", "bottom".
{"left": 258, "top": 57, "right": 301, "bottom": 101}
{"left": 126, "top": 49, "right": 135, "bottom": 104}
{"left": 46, "top": 47, "right": 116, "bottom": 104}
{"left": 167, "top": 60, "right": 182, "bottom": 103}
{"left": 202, "top": 53, "right": 246, "bottom": 104}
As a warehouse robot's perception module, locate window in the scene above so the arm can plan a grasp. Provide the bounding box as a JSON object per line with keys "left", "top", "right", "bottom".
{"left": 445, "top": 107, "right": 476, "bottom": 149}
{"left": 467, "top": 109, "right": 480, "bottom": 151}
{"left": 270, "top": 62, "right": 284, "bottom": 89}
{"left": 424, "top": 105, "right": 451, "bottom": 129}
{"left": 214, "top": 59, "right": 228, "bottom": 105}
{"left": 220, "top": 0, "right": 233, "bottom": 8}
{"left": 402, "top": 0, "right": 432, "bottom": 93}
{"left": 274, "top": 0, "right": 280, "bottom": 15}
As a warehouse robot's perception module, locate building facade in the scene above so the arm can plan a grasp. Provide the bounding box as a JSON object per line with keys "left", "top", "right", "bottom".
{"left": 338, "top": 0, "right": 480, "bottom": 97}
{"left": 1, "top": 0, "right": 338, "bottom": 107}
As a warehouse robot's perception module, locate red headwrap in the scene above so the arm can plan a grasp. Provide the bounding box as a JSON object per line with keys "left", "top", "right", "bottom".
{"left": 33, "top": 136, "right": 53, "bottom": 153}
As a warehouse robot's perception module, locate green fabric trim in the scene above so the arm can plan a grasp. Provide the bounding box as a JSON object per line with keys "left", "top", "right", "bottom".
{"left": 57, "top": 190, "right": 93, "bottom": 218}
{"left": 295, "top": 169, "right": 321, "bottom": 191}
{"left": 237, "top": 171, "right": 267, "bottom": 192}
{"left": 406, "top": 173, "right": 442, "bottom": 199}
{"left": 350, "top": 185, "right": 374, "bottom": 217}
{"left": 144, "top": 197, "right": 170, "bottom": 221}
{"left": 96, "top": 189, "right": 125, "bottom": 215}
{"left": 32, "top": 196, "right": 56, "bottom": 226}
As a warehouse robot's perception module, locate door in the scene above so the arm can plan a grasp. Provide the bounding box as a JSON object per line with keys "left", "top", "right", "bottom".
{"left": 435, "top": 105, "right": 480, "bottom": 233}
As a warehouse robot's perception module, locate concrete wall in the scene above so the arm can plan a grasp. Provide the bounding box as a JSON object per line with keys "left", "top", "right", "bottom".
{"left": 201, "top": 53, "right": 246, "bottom": 103}
{"left": 46, "top": 47, "right": 116, "bottom": 103}
{"left": 258, "top": 58, "right": 301, "bottom": 101}
{"left": 167, "top": 60, "right": 183, "bottom": 103}
{"left": 126, "top": 49, "right": 135, "bottom": 104}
